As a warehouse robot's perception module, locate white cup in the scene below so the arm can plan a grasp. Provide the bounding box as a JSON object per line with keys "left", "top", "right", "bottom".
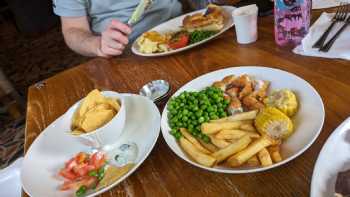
{"left": 232, "top": 4, "right": 258, "bottom": 44}
{"left": 64, "top": 91, "right": 126, "bottom": 151}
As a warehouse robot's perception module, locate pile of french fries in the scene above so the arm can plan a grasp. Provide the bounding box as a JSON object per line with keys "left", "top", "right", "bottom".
{"left": 178, "top": 110, "right": 283, "bottom": 168}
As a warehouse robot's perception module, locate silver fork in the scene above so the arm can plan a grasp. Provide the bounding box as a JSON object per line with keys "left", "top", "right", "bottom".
{"left": 312, "top": 3, "right": 348, "bottom": 48}
{"left": 320, "top": 13, "right": 350, "bottom": 52}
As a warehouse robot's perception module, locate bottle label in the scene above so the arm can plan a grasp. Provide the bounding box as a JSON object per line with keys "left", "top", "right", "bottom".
{"left": 275, "top": 0, "right": 310, "bottom": 46}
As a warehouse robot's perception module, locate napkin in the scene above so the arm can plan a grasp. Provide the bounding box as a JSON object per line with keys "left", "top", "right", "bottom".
{"left": 312, "top": 0, "right": 350, "bottom": 9}
{"left": 293, "top": 12, "right": 350, "bottom": 60}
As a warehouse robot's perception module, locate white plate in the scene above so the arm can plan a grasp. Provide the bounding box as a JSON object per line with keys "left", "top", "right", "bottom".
{"left": 0, "top": 157, "right": 22, "bottom": 197}
{"left": 21, "top": 93, "right": 161, "bottom": 197}
{"left": 311, "top": 117, "right": 350, "bottom": 197}
{"left": 131, "top": 6, "right": 235, "bottom": 57}
{"left": 161, "top": 66, "right": 325, "bottom": 173}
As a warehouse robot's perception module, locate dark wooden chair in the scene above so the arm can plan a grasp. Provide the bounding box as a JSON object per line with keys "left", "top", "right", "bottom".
{"left": 0, "top": 69, "right": 24, "bottom": 120}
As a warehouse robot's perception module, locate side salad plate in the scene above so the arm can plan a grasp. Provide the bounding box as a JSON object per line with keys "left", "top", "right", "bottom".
{"left": 21, "top": 93, "right": 161, "bottom": 197}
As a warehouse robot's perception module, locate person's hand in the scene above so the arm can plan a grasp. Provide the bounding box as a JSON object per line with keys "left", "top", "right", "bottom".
{"left": 97, "top": 19, "right": 132, "bottom": 57}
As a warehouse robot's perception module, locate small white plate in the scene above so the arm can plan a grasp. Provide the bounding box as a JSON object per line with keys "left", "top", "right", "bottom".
{"left": 131, "top": 6, "right": 235, "bottom": 57}
{"left": 161, "top": 66, "right": 325, "bottom": 173}
{"left": 311, "top": 117, "right": 350, "bottom": 197}
{"left": 0, "top": 157, "right": 22, "bottom": 197}
{"left": 21, "top": 93, "right": 161, "bottom": 197}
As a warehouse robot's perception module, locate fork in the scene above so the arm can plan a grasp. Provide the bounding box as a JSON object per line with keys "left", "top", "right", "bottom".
{"left": 312, "top": 3, "right": 348, "bottom": 48}
{"left": 319, "top": 14, "right": 350, "bottom": 52}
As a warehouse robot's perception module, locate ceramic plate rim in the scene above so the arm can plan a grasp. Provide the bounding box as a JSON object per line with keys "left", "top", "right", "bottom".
{"left": 131, "top": 6, "right": 235, "bottom": 57}
{"left": 310, "top": 116, "right": 350, "bottom": 197}
{"left": 21, "top": 93, "right": 161, "bottom": 197}
{"left": 161, "top": 66, "right": 325, "bottom": 174}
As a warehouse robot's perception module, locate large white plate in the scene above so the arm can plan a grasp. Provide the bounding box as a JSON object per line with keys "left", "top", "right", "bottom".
{"left": 161, "top": 66, "right": 325, "bottom": 173}
{"left": 21, "top": 93, "right": 161, "bottom": 197}
{"left": 131, "top": 6, "right": 235, "bottom": 57}
{"left": 311, "top": 117, "right": 350, "bottom": 197}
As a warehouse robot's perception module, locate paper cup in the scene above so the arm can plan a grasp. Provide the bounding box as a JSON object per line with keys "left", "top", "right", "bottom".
{"left": 232, "top": 5, "right": 258, "bottom": 44}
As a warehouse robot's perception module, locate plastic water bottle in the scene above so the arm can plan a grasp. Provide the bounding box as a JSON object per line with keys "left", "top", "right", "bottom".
{"left": 274, "top": 0, "right": 311, "bottom": 46}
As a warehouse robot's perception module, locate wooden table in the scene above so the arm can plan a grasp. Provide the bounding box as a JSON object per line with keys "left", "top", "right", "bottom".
{"left": 24, "top": 12, "right": 350, "bottom": 197}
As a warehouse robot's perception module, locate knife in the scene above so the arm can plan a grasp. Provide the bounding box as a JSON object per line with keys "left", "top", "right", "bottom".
{"left": 127, "top": 0, "right": 153, "bottom": 26}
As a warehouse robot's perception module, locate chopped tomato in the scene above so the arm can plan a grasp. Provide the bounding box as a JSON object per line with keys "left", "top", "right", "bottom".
{"left": 169, "top": 33, "right": 189, "bottom": 49}
{"left": 58, "top": 151, "right": 106, "bottom": 193}
{"left": 75, "top": 152, "right": 89, "bottom": 164}
{"left": 72, "top": 163, "right": 95, "bottom": 177}
{"left": 59, "top": 169, "right": 77, "bottom": 181}
{"left": 60, "top": 176, "right": 97, "bottom": 191}
{"left": 65, "top": 158, "right": 78, "bottom": 171}
{"left": 89, "top": 152, "right": 106, "bottom": 169}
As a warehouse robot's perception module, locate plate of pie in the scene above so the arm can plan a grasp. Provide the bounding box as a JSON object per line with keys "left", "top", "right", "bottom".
{"left": 131, "top": 4, "right": 235, "bottom": 57}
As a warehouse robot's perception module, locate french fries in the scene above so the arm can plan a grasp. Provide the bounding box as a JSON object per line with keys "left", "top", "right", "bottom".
{"left": 208, "top": 135, "right": 230, "bottom": 148}
{"left": 180, "top": 128, "right": 211, "bottom": 154}
{"left": 268, "top": 145, "right": 282, "bottom": 163}
{"left": 239, "top": 123, "right": 256, "bottom": 132}
{"left": 215, "top": 129, "right": 260, "bottom": 140}
{"left": 258, "top": 148, "right": 273, "bottom": 167}
{"left": 210, "top": 110, "right": 258, "bottom": 123}
{"left": 227, "top": 135, "right": 273, "bottom": 167}
{"left": 201, "top": 120, "right": 252, "bottom": 134}
{"left": 179, "top": 137, "right": 216, "bottom": 167}
{"left": 211, "top": 135, "right": 251, "bottom": 163}
{"left": 246, "top": 155, "right": 260, "bottom": 167}
{"left": 198, "top": 138, "right": 219, "bottom": 153}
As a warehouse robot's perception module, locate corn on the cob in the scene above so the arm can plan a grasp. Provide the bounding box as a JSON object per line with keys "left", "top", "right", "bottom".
{"left": 264, "top": 89, "right": 298, "bottom": 117}
{"left": 254, "top": 107, "right": 294, "bottom": 139}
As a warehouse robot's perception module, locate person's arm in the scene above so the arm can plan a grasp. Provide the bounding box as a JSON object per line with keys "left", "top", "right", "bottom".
{"left": 61, "top": 16, "right": 132, "bottom": 57}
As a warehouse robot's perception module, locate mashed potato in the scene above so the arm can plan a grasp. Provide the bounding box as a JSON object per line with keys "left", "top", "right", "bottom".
{"left": 137, "top": 31, "right": 170, "bottom": 54}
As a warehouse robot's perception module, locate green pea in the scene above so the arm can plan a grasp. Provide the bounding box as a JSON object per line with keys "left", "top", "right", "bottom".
{"left": 202, "top": 135, "right": 210, "bottom": 143}
{"left": 211, "top": 115, "right": 219, "bottom": 120}
{"left": 168, "top": 105, "right": 174, "bottom": 110}
{"left": 169, "top": 122, "right": 175, "bottom": 128}
{"left": 198, "top": 117, "right": 205, "bottom": 123}
{"left": 220, "top": 112, "right": 227, "bottom": 117}
{"left": 195, "top": 110, "right": 203, "bottom": 117}
{"left": 170, "top": 129, "right": 177, "bottom": 135}
{"left": 192, "top": 120, "right": 198, "bottom": 125}
{"left": 183, "top": 109, "right": 189, "bottom": 115}
{"left": 175, "top": 132, "right": 182, "bottom": 140}
{"left": 76, "top": 186, "right": 87, "bottom": 197}
{"left": 207, "top": 106, "right": 213, "bottom": 112}
{"left": 224, "top": 99, "right": 230, "bottom": 105}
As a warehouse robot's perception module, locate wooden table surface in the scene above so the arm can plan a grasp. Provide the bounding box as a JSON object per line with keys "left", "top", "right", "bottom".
{"left": 24, "top": 11, "right": 350, "bottom": 197}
